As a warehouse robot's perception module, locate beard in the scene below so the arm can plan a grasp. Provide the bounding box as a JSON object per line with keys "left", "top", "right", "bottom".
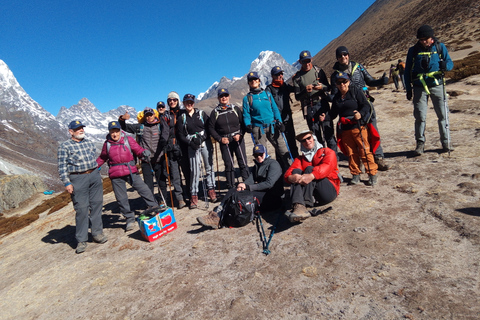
{"left": 73, "top": 132, "right": 85, "bottom": 140}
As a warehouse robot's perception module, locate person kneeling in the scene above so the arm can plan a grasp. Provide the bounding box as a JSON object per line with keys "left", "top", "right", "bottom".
{"left": 197, "top": 144, "right": 284, "bottom": 229}
{"left": 284, "top": 130, "right": 340, "bottom": 223}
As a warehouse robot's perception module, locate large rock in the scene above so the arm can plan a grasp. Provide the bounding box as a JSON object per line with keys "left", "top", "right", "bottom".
{"left": 0, "top": 175, "right": 47, "bottom": 213}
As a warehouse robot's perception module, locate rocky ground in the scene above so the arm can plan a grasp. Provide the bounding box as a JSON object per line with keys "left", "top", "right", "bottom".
{"left": 1, "top": 74, "right": 479, "bottom": 319}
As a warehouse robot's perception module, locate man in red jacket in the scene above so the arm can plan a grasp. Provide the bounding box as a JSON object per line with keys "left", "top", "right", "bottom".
{"left": 284, "top": 130, "right": 340, "bottom": 222}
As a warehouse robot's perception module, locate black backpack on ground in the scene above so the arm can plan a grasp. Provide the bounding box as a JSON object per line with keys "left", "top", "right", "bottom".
{"left": 221, "top": 190, "right": 260, "bottom": 228}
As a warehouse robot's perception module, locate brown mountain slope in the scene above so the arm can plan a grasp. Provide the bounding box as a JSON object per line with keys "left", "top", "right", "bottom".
{"left": 314, "top": 0, "right": 480, "bottom": 74}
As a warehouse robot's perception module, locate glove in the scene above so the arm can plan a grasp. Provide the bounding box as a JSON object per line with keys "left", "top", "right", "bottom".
{"left": 406, "top": 90, "right": 412, "bottom": 101}
{"left": 382, "top": 72, "right": 389, "bottom": 85}
{"left": 276, "top": 122, "right": 285, "bottom": 132}
{"left": 165, "top": 143, "right": 174, "bottom": 152}
{"left": 142, "top": 150, "right": 151, "bottom": 159}
{"left": 189, "top": 141, "right": 200, "bottom": 150}
{"left": 192, "top": 135, "right": 202, "bottom": 146}
{"left": 245, "top": 125, "right": 253, "bottom": 133}
{"left": 172, "top": 144, "right": 182, "bottom": 158}
{"left": 439, "top": 60, "right": 447, "bottom": 71}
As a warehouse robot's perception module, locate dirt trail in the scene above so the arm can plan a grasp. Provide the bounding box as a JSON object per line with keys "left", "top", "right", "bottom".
{"left": 1, "top": 76, "right": 479, "bottom": 320}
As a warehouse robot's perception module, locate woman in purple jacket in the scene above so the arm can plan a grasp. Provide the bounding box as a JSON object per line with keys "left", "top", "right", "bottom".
{"left": 97, "top": 121, "right": 158, "bottom": 231}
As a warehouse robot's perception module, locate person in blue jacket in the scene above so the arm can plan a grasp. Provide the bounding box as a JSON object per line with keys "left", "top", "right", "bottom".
{"left": 242, "top": 71, "right": 291, "bottom": 172}
{"left": 405, "top": 25, "right": 454, "bottom": 155}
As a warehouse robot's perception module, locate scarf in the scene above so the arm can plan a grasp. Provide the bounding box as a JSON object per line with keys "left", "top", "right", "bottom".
{"left": 271, "top": 79, "right": 284, "bottom": 88}
{"left": 300, "top": 135, "right": 323, "bottom": 162}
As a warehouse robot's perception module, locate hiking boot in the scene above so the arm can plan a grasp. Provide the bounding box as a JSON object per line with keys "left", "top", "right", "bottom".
{"left": 348, "top": 174, "right": 360, "bottom": 185}
{"left": 125, "top": 219, "right": 136, "bottom": 231}
{"left": 92, "top": 233, "right": 108, "bottom": 244}
{"left": 441, "top": 143, "right": 454, "bottom": 153}
{"left": 189, "top": 195, "right": 198, "bottom": 209}
{"left": 287, "top": 203, "right": 310, "bottom": 223}
{"left": 76, "top": 241, "right": 87, "bottom": 254}
{"left": 375, "top": 157, "right": 390, "bottom": 171}
{"left": 208, "top": 189, "right": 218, "bottom": 203}
{"left": 178, "top": 200, "right": 186, "bottom": 209}
{"left": 197, "top": 211, "right": 220, "bottom": 229}
{"left": 414, "top": 141, "right": 424, "bottom": 156}
{"left": 366, "top": 174, "right": 378, "bottom": 186}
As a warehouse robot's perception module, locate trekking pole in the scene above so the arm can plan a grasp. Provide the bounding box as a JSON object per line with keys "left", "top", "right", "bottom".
{"left": 213, "top": 138, "right": 221, "bottom": 194}
{"left": 164, "top": 151, "right": 175, "bottom": 212}
{"left": 196, "top": 148, "right": 209, "bottom": 210}
{"left": 226, "top": 142, "right": 239, "bottom": 185}
{"left": 280, "top": 131, "right": 294, "bottom": 162}
{"left": 441, "top": 73, "right": 451, "bottom": 157}
{"left": 147, "top": 161, "right": 166, "bottom": 207}
{"left": 318, "top": 121, "right": 327, "bottom": 148}
{"left": 236, "top": 139, "right": 251, "bottom": 175}
{"left": 256, "top": 210, "right": 282, "bottom": 255}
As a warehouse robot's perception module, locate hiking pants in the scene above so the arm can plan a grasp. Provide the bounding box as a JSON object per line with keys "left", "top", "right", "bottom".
{"left": 158, "top": 154, "right": 184, "bottom": 204}
{"left": 252, "top": 125, "right": 291, "bottom": 172}
{"left": 290, "top": 167, "right": 337, "bottom": 207}
{"left": 111, "top": 173, "right": 158, "bottom": 221}
{"left": 188, "top": 141, "right": 215, "bottom": 196}
{"left": 341, "top": 127, "right": 378, "bottom": 176}
{"left": 69, "top": 169, "right": 103, "bottom": 243}
{"left": 141, "top": 160, "right": 162, "bottom": 196}
{"left": 413, "top": 85, "right": 448, "bottom": 146}
{"left": 369, "top": 107, "right": 384, "bottom": 159}
{"left": 219, "top": 138, "right": 249, "bottom": 189}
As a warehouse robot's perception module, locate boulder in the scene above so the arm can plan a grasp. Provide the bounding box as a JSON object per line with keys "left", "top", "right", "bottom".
{"left": 0, "top": 175, "right": 47, "bottom": 213}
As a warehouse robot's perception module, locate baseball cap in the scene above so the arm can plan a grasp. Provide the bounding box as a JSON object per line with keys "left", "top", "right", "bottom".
{"left": 157, "top": 101, "right": 166, "bottom": 109}
{"left": 299, "top": 50, "right": 312, "bottom": 62}
{"left": 143, "top": 107, "right": 155, "bottom": 115}
{"left": 247, "top": 71, "right": 260, "bottom": 81}
{"left": 217, "top": 88, "right": 229, "bottom": 97}
{"left": 68, "top": 120, "right": 85, "bottom": 130}
{"left": 108, "top": 121, "right": 121, "bottom": 130}
{"left": 252, "top": 144, "right": 267, "bottom": 155}
{"left": 334, "top": 71, "right": 350, "bottom": 83}
{"left": 183, "top": 94, "right": 195, "bottom": 102}
{"left": 271, "top": 66, "right": 283, "bottom": 76}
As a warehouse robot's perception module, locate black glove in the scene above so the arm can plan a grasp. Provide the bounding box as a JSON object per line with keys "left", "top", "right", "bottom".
{"left": 142, "top": 150, "right": 151, "bottom": 159}
{"left": 382, "top": 72, "right": 389, "bottom": 85}
{"left": 406, "top": 90, "right": 412, "bottom": 101}
{"left": 276, "top": 122, "right": 285, "bottom": 132}
{"left": 192, "top": 135, "right": 202, "bottom": 146}
{"left": 245, "top": 125, "right": 253, "bottom": 133}
{"left": 172, "top": 144, "right": 182, "bottom": 158}
{"left": 189, "top": 141, "right": 200, "bottom": 150}
{"left": 439, "top": 60, "right": 447, "bottom": 71}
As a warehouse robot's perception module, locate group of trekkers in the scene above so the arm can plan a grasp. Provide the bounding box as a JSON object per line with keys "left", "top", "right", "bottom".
{"left": 58, "top": 25, "right": 453, "bottom": 253}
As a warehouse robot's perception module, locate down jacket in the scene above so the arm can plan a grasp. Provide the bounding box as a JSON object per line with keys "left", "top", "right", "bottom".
{"left": 284, "top": 146, "right": 341, "bottom": 195}
{"left": 97, "top": 133, "right": 145, "bottom": 179}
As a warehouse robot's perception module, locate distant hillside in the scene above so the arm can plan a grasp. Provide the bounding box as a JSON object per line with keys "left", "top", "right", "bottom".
{"left": 314, "top": 0, "right": 480, "bottom": 75}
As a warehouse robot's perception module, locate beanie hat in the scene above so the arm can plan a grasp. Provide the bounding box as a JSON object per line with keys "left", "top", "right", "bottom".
{"left": 167, "top": 91, "right": 180, "bottom": 100}
{"left": 417, "top": 25, "right": 434, "bottom": 39}
{"left": 336, "top": 46, "right": 349, "bottom": 58}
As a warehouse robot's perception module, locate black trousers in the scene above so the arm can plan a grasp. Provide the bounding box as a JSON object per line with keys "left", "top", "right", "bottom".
{"left": 290, "top": 166, "right": 337, "bottom": 207}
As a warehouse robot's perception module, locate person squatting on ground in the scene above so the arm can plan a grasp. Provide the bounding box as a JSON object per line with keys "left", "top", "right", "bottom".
{"left": 167, "top": 91, "right": 191, "bottom": 197}
{"left": 330, "top": 46, "right": 390, "bottom": 171}
{"left": 156, "top": 100, "right": 186, "bottom": 209}
{"left": 266, "top": 66, "right": 299, "bottom": 159}
{"left": 57, "top": 120, "right": 107, "bottom": 254}
{"left": 176, "top": 94, "right": 217, "bottom": 209}
{"left": 404, "top": 24, "right": 454, "bottom": 155}
{"left": 284, "top": 130, "right": 340, "bottom": 223}
{"left": 96, "top": 121, "right": 158, "bottom": 231}
{"left": 197, "top": 144, "right": 284, "bottom": 229}
{"left": 208, "top": 88, "right": 249, "bottom": 189}
{"left": 118, "top": 107, "right": 170, "bottom": 200}
{"left": 330, "top": 72, "right": 379, "bottom": 186}
{"left": 293, "top": 50, "right": 336, "bottom": 155}
{"left": 242, "top": 71, "right": 291, "bottom": 172}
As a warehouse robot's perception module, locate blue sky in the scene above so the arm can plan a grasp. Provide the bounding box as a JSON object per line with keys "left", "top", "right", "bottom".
{"left": 2, "top": 0, "right": 375, "bottom": 115}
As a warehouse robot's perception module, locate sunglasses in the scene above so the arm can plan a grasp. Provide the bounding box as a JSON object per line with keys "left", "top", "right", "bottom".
{"left": 253, "top": 153, "right": 264, "bottom": 157}
{"left": 337, "top": 52, "right": 348, "bottom": 58}
{"left": 336, "top": 80, "right": 349, "bottom": 85}
{"left": 300, "top": 59, "right": 311, "bottom": 64}
{"left": 167, "top": 98, "right": 178, "bottom": 102}
{"left": 219, "top": 94, "right": 229, "bottom": 98}
{"left": 157, "top": 105, "right": 166, "bottom": 109}
{"left": 301, "top": 135, "right": 313, "bottom": 143}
